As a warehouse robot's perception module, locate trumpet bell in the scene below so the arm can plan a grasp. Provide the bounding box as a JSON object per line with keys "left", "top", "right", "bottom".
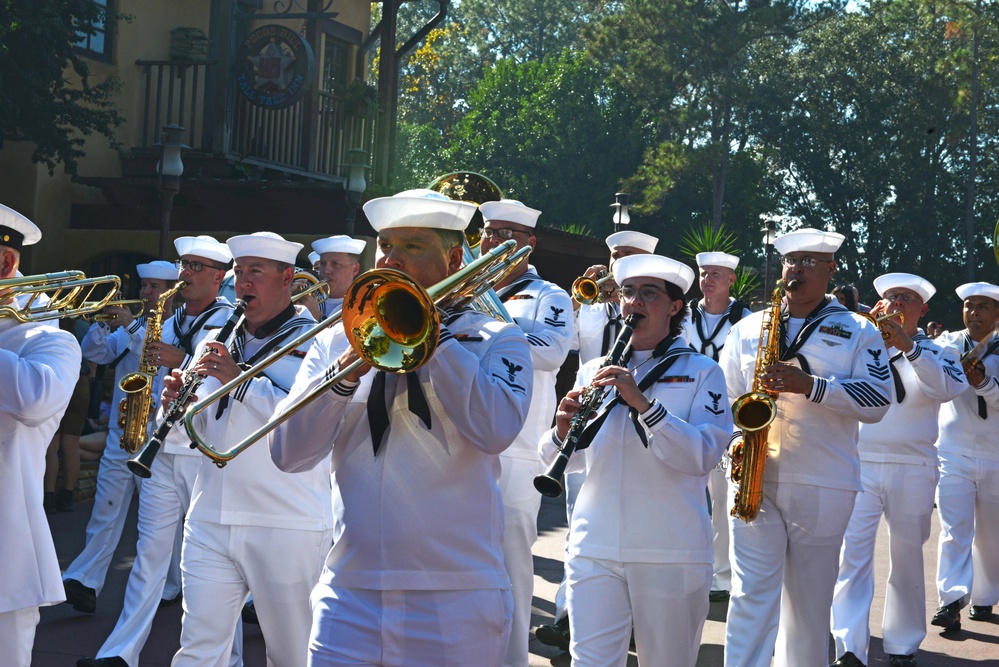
{"left": 343, "top": 269, "right": 440, "bottom": 373}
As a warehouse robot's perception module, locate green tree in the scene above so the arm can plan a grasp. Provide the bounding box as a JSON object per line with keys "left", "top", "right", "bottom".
{"left": 0, "top": 0, "right": 124, "bottom": 175}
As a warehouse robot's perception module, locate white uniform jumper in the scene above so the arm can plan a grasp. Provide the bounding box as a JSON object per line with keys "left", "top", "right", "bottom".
{"left": 495, "top": 267, "right": 573, "bottom": 667}
{"left": 539, "top": 339, "right": 731, "bottom": 667}
{"left": 682, "top": 297, "right": 752, "bottom": 594}
{"left": 96, "top": 299, "right": 241, "bottom": 667}
{"left": 831, "top": 332, "right": 966, "bottom": 662}
{"left": 271, "top": 307, "right": 533, "bottom": 667}
{"left": 0, "top": 318, "right": 81, "bottom": 666}
{"left": 934, "top": 330, "right": 999, "bottom": 611}
{"left": 719, "top": 300, "right": 892, "bottom": 667}
{"left": 64, "top": 318, "right": 163, "bottom": 598}
{"left": 173, "top": 307, "right": 332, "bottom": 667}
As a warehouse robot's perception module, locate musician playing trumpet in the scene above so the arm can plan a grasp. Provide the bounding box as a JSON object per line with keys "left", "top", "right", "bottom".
{"left": 270, "top": 189, "right": 533, "bottom": 667}
{"left": 539, "top": 254, "right": 730, "bottom": 667}
{"left": 830, "top": 274, "right": 966, "bottom": 667}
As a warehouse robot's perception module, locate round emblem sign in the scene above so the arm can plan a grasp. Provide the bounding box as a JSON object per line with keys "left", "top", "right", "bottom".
{"left": 235, "top": 24, "right": 315, "bottom": 110}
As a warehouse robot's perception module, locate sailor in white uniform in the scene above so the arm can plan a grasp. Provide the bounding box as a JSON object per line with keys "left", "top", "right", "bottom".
{"left": 312, "top": 234, "right": 364, "bottom": 317}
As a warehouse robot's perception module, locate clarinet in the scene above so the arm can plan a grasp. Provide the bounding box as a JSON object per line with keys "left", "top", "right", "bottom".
{"left": 533, "top": 313, "right": 644, "bottom": 497}
{"left": 127, "top": 299, "right": 248, "bottom": 478}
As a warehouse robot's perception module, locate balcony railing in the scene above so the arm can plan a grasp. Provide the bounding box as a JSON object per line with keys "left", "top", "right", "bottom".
{"left": 137, "top": 59, "right": 375, "bottom": 181}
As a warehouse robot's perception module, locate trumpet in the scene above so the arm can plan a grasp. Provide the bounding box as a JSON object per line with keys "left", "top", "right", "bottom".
{"left": 81, "top": 298, "right": 146, "bottom": 323}
{"left": 183, "top": 239, "right": 531, "bottom": 467}
{"left": 571, "top": 272, "right": 614, "bottom": 305}
{"left": 859, "top": 310, "right": 904, "bottom": 339}
{"left": 0, "top": 271, "right": 122, "bottom": 322}
{"left": 292, "top": 272, "right": 330, "bottom": 304}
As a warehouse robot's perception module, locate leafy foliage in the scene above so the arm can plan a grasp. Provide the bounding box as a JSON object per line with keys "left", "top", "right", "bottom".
{"left": 0, "top": 0, "right": 125, "bottom": 175}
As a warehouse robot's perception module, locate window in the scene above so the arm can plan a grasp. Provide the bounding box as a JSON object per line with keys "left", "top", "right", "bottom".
{"left": 74, "top": 0, "right": 113, "bottom": 62}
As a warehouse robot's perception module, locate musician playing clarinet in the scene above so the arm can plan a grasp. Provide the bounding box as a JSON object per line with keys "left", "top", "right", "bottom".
{"left": 539, "top": 254, "right": 731, "bottom": 667}
{"left": 270, "top": 189, "right": 533, "bottom": 667}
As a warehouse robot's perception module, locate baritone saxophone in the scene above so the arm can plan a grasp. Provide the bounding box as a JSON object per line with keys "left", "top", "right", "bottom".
{"left": 729, "top": 279, "right": 798, "bottom": 522}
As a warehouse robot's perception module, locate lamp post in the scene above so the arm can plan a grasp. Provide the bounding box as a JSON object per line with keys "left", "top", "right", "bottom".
{"left": 157, "top": 124, "right": 187, "bottom": 260}
{"left": 761, "top": 217, "right": 777, "bottom": 296}
{"left": 344, "top": 148, "right": 369, "bottom": 237}
{"left": 611, "top": 192, "right": 630, "bottom": 232}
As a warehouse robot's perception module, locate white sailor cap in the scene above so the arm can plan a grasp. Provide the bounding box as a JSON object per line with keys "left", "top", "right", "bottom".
{"left": 227, "top": 232, "right": 304, "bottom": 265}
{"left": 613, "top": 254, "right": 695, "bottom": 294}
{"left": 312, "top": 235, "right": 366, "bottom": 256}
{"left": 363, "top": 189, "right": 477, "bottom": 233}
{"left": 479, "top": 199, "right": 542, "bottom": 229}
{"left": 873, "top": 272, "right": 935, "bottom": 303}
{"left": 0, "top": 203, "right": 42, "bottom": 250}
{"left": 137, "top": 260, "right": 180, "bottom": 281}
{"left": 174, "top": 235, "right": 232, "bottom": 265}
{"left": 956, "top": 282, "right": 999, "bottom": 304}
{"left": 308, "top": 251, "right": 320, "bottom": 266}
{"left": 696, "top": 251, "right": 740, "bottom": 270}
{"left": 605, "top": 230, "right": 658, "bottom": 253}
{"left": 773, "top": 228, "right": 845, "bottom": 255}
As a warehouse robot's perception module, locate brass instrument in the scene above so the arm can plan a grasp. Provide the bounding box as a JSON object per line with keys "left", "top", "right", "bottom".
{"left": 0, "top": 271, "right": 122, "bottom": 322}
{"left": 534, "top": 313, "right": 644, "bottom": 498}
{"left": 292, "top": 271, "right": 329, "bottom": 304}
{"left": 81, "top": 298, "right": 145, "bottom": 323}
{"left": 859, "top": 310, "right": 904, "bottom": 340}
{"left": 128, "top": 299, "right": 248, "bottom": 478}
{"left": 117, "top": 281, "right": 188, "bottom": 454}
{"left": 730, "top": 279, "right": 799, "bottom": 522}
{"left": 183, "top": 239, "right": 531, "bottom": 467}
{"left": 571, "top": 272, "right": 613, "bottom": 305}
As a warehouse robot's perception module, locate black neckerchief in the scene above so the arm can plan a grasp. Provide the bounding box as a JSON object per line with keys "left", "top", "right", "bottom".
{"left": 779, "top": 296, "right": 844, "bottom": 361}
{"left": 496, "top": 269, "right": 539, "bottom": 302}
{"left": 690, "top": 299, "right": 735, "bottom": 361}
{"left": 173, "top": 299, "right": 229, "bottom": 357}
{"left": 249, "top": 302, "right": 297, "bottom": 339}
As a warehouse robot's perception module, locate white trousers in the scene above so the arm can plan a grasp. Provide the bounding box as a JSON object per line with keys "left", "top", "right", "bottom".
{"left": 62, "top": 431, "right": 145, "bottom": 596}
{"left": 307, "top": 584, "right": 513, "bottom": 667}
{"left": 566, "top": 556, "right": 710, "bottom": 667}
{"left": 552, "top": 470, "right": 584, "bottom": 622}
{"left": 96, "top": 452, "right": 241, "bottom": 667}
{"left": 725, "top": 482, "right": 856, "bottom": 667}
{"left": 498, "top": 455, "right": 543, "bottom": 667}
{"left": 0, "top": 606, "right": 40, "bottom": 667}
{"left": 831, "top": 462, "right": 937, "bottom": 661}
{"left": 709, "top": 465, "right": 732, "bottom": 591}
{"left": 936, "top": 451, "right": 999, "bottom": 607}
{"left": 172, "top": 520, "right": 332, "bottom": 667}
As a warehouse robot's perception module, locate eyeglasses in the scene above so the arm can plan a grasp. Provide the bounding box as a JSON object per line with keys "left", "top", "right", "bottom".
{"left": 780, "top": 255, "right": 832, "bottom": 269}
{"left": 883, "top": 291, "right": 922, "bottom": 304}
{"left": 177, "top": 259, "right": 226, "bottom": 273}
{"left": 618, "top": 285, "right": 668, "bottom": 303}
{"left": 481, "top": 228, "right": 530, "bottom": 240}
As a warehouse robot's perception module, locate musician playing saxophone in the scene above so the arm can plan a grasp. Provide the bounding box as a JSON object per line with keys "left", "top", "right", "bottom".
{"left": 718, "top": 229, "right": 892, "bottom": 667}
{"left": 62, "top": 261, "right": 178, "bottom": 616}
{"left": 270, "top": 189, "right": 532, "bottom": 667}
{"left": 539, "top": 254, "right": 730, "bottom": 667}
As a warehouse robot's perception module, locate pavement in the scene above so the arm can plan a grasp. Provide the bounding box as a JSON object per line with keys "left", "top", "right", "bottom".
{"left": 35, "top": 490, "right": 999, "bottom": 666}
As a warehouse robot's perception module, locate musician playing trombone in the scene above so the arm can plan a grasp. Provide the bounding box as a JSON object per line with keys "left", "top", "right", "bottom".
{"left": 830, "top": 274, "right": 966, "bottom": 667}
{"left": 930, "top": 282, "right": 999, "bottom": 633}
{"left": 62, "top": 260, "right": 179, "bottom": 616}
{"left": 270, "top": 189, "right": 533, "bottom": 667}
{"left": 76, "top": 236, "right": 240, "bottom": 667}
{"left": 539, "top": 254, "right": 730, "bottom": 666}
{"left": 478, "top": 198, "right": 574, "bottom": 667}
{"left": 0, "top": 204, "right": 82, "bottom": 667}
{"left": 166, "top": 232, "right": 331, "bottom": 667}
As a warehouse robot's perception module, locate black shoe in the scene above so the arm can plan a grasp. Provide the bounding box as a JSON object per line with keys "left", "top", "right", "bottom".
{"left": 56, "top": 488, "right": 75, "bottom": 512}
{"left": 830, "top": 652, "right": 866, "bottom": 667}
{"left": 241, "top": 600, "right": 258, "bottom": 625}
{"left": 77, "top": 657, "right": 128, "bottom": 667}
{"left": 159, "top": 593, "right": 182, "bottom": 608}
{"left": 535, "top": 616, "right": 570, "bottom": 651}
{"left": 931, "top": 601, "right": 961, "bottom": 631}
{"left": 968, "top": 605, "right": 994, "bottom": 621}
{"left": 709, "top": 589, "right": 730, "bottom": 602}
{"left": 889, "top": 655, "right": 917, "bottom": 667}
{"left": 63, "top": 578, "right": 96, "bottom": 614}
{"left": 44, "top": 491, "right": 56, "bottom": 514}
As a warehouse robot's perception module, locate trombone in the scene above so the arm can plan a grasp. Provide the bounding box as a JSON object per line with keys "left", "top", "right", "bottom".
{"left": 183, "top": 239, "right": 531, "bottom": 467}
{"left": 571, "top": 272, "right": 614, "bottom": 305}
{"left": 292, "top": 273, "right": 330, "bottom": 305}
{"left": 0, "top": 271, "right": 122, "bottom": 322}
